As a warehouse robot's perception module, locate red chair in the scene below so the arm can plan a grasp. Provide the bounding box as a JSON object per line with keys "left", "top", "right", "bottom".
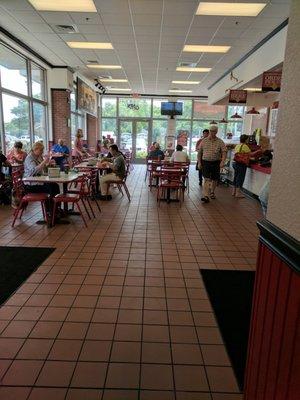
{"left": 52, "top": 178, "right": 88, "bottom": 227}
{"left": 11, "top": 170, "right": 50, "bottom": 227}
{"left": 157, "top": 169, "right": 185, "bottom": 206}
{"left": 67, "top": 174, "right": 95, "bottom": 219}
{"left": 105, "top": 164, "right": 131, "bottom": 201}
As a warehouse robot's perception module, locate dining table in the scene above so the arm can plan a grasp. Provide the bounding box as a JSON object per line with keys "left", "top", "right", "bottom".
{"left": 23, "top": 171, "right": 83, "bottom": 225}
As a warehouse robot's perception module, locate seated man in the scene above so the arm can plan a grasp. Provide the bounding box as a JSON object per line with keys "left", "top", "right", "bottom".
{"left": 51, "top": 138, "right": 70, "bottom": 171}
{"left": 149, "top": 143, "right": 165, "bottom": 159}
{"left": 170, "top": 144, "right": 190, "bottom": 163}
{"left": 98, "top": 144, "right": 125, "bottom": 201}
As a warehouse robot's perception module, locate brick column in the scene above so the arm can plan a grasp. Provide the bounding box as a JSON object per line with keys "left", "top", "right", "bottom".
{"left": 87, "top": 114, "right": 98, "bottom": 153}
{"left": 51, "top": 89, "right": 71, "bottom": 150}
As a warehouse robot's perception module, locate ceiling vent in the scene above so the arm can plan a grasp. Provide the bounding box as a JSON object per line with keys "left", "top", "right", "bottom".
{"left": 52, "top": 24, "right": 78, "bottom": 34}
{"left": 178, "top": 62, "right": 197, "bottom": 68}
{"left": 98, "top": 75, "right": 112, "bottom": 80}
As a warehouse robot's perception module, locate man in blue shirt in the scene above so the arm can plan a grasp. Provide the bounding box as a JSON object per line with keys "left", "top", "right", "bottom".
{"left": 51, "top": 139, "right": 70, "bottom": 170}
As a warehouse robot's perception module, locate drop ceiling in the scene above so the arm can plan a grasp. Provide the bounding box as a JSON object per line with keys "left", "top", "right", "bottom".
{"left": 0, "top": 0, "right": 290, "bottom": 96}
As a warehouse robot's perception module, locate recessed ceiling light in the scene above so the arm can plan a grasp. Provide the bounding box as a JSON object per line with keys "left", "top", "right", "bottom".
{"left": 244, "top": 87, "right": 262, "bottom": 92}
{"left": 176, "top": 67, "right": 211, "bottom": 72}
{"left": 100, "top": 79, "right": 128, "bottom": 83}
{"left": 183, "top": 45, "right": 230, "bottom": 53}
{"left": 28, "top": 0, "right": 97, "bottom": 12}
{"left": 172, "top": 81, "right": 200, "bottom": 85}
{"left": 87, "top": 65, "right": 122, "bottom": 69}
{"left": 169, "top": 89, "right": 192, "bottom": 93}
{"left": 108, "top": 88, "right": 132, "bottom": 91}
{"left": 67, "top": 42, "right": 113, "bottom": 49}
{"left": 196, "top": 2, "right": 266, "bottom": 17}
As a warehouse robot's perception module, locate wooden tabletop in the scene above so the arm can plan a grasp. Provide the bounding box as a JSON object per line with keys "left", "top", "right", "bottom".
{"left": 23, "top": 172, "right": 81, "bottom": 184}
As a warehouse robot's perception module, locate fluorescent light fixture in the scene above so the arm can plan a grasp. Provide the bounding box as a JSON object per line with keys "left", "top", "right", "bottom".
{"left": 87, "top": 65, "right": 122, "bottom": 69}
{"left": 172, "top": 80, "right": 200, "bottom": 85}
{"left": 176, "top": 67, "right": 211, "bottom": 72}
{"left": 183, "top": 45, "right": 230, "bottom": 53}
{"left": 169, "top": 89, "right": 192, "bottom": 93}
{"left": 28, "top": 0, "right": 97, "bottom": 12}
{"left": 108, "top": 88, "right": 132, "bottom": 91}
{"left": 100, "top": 79, "right": 128, "bottom": 83}
{"left": 67, "top": 42, "right": 113, "bottom": 49}
{"left": 244, "top": 87, "right": 262, "bottom": 92}
{"left": 196, "top": 2, "right": 266, "bottom": 17}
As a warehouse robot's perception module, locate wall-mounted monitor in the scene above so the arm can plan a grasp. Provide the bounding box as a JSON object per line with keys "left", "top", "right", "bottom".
{"left": 161, "top": 102, "right": 183, "bottom": 117}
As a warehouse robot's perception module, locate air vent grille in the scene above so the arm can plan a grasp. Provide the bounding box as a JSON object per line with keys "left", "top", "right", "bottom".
{"left": 178, "top": 62, "right": 197, "bottom": 67}
{"left": 52, "top": 24, "right": 78, "bottom": 33}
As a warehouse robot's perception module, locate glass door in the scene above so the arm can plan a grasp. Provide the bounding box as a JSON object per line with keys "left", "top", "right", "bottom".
{"left": 118, "top": 119, "right": 150, "bottom": 163}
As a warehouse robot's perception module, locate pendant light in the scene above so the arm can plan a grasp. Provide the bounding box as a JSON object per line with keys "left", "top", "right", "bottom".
{"left": 219, "top": 117, "right": 228, "bottom": 123}
{"left": 246, "top": 107, "right": 260, "bottom": 115}
{"left": 209, "top": 120, "right": 218, "bottom": 124}
{"left": 230, "top": 111, "right": 243, "bottom": 119}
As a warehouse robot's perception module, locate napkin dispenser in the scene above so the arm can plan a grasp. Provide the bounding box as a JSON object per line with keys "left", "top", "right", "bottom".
{"left": 48, "top": 168, "right": 60, "bottom": 178}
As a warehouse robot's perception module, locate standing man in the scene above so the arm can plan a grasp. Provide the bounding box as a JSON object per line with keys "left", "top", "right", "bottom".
{"left": 195, "top": 129, "right": 209, "bottom": 186}
{"left": 198, "top": 125, "right": 227, "bottom": 203}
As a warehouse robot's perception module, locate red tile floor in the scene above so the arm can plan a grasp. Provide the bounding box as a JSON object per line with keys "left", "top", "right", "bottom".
{"left": 0, "top": 165, "right": 261, "bottom": 400}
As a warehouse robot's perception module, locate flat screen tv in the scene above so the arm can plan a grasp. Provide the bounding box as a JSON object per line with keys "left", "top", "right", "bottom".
{"left": 161, "top": 102, "right": 183, "bottom": 116}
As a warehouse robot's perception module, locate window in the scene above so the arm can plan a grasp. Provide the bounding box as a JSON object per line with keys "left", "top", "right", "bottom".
{"left": 31, "top": 64, "right": 45, "bottom": 100}
{"left": 102, "top": 97, "right": 117, "bottom": 117}
{"left": 102, "top": 118, "right": 117, "bottom": 143}
{"left": 33, "top": 102, "right": 46, "bottom": 144}
{"left": 0, "top": 45, "right": 28, "bottom": 95}
{"left": 119, "top": 98, "right": 151, "bottom": 118}
{"left": 152, "top": 120, "right": 168, "bottom": 148}
{"left": 2, "top": 94, "right": 30, "bottom": 152}
{"left": 0, "top": 43, "right": 48, "bottom": 154}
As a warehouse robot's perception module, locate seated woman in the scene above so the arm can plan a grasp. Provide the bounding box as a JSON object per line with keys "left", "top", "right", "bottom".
{"left": 170, "top": 144, "right": 190, "bottom": 163}
{"left": 149, "top": 143, "right": 165, "bottom": 159}
{"left": 24, "top": 142, "right": 60, "bottom": 214}
{"left": 51, "top": 138, "right": 70, "bottom": 171}
{"left": 7, "top": 141, "right": 27, "bottom": 164}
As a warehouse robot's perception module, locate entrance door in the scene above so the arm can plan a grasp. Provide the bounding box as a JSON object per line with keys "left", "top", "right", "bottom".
{"left": 119, "top": 119, "right": 150, "bottom": 163}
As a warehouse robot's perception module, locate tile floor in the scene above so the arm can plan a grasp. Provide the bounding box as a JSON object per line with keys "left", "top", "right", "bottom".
{"left": 0, "top": 165, "right": 261, "bottom": 399}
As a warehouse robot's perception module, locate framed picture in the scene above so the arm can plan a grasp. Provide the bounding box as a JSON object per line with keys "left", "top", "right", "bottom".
{"left": 77, "top": 78, "right": 97, "bottom": 115}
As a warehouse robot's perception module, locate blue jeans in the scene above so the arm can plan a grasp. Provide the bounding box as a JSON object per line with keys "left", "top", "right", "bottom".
{"left": 233, "top": 162, "right": 247, "bottom": 188}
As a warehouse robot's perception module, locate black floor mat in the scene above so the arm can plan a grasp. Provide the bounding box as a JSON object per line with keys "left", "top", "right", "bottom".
{"left": 200, "top": 269, "right": 255, "bottom": 391}
{"left": 0, "top": 246, "right": 54, "bottom": 305}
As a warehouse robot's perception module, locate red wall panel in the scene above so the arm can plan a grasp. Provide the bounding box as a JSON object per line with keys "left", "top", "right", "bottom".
{"left": 244, "top": 242, "right": 300, "bottom": 400}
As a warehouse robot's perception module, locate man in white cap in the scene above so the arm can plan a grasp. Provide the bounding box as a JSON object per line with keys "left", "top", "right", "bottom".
{"left": 198, "top": 125, "right": 227, "bottom": 203}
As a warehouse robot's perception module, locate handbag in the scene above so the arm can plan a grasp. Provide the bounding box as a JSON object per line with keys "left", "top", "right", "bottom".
{"left": 234, "top": 145, "right": 250, "bottom": 166}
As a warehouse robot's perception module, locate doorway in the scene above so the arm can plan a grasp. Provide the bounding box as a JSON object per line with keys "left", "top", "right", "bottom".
{"left": 118, "top": 119, "right": 150, "bottom": 163}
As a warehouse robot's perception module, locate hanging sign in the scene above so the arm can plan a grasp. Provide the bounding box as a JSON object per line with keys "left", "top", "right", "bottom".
{"left": 262, "top": 71, "right": 282, "bottom": 92}
{"left": 177, "top": 130, "right": 189, "bottom": 147}
{"left": 229, "top": 89, "right": 247, "bottom": 104}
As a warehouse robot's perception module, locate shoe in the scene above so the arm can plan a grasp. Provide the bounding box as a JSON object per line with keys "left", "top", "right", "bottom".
{"left": 210, "top": 193, "right": 216, "bottom": 199}
{"left": 201, "top": 196, "right": 210, "bottom": 203}
{"left": 96, "top": 194, "right": 110, "bottom": 201}
{"left": 107, "top": 195, "right": 112, "bottom": 201}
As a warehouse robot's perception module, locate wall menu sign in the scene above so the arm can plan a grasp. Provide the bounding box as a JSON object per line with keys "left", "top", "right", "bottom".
{"left": 229, "top": 89, "right": 247, "bottom": 104}
{"left": 177, "top": 130, "right": 189, "bottom": 147}
{"left": 262, "top": 71, "right": 282, "bottom": 92}
{"left": 77, "top": 78, "right": 97, "bottom": 115}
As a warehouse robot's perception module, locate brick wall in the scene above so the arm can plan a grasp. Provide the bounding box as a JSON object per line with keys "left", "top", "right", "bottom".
{"left": 87, "top": 114, "right": 98, "bottom": 153}
{"left": 51, "top": 89, "right": 71, "bottom": 151}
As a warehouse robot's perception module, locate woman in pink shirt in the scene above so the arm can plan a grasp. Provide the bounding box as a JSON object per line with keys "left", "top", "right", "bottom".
{"left": 7, "top": 141, "right": 27, "bottom": 164}
{"left": 72, "top": 129, "right": 85, "bottom": 158}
